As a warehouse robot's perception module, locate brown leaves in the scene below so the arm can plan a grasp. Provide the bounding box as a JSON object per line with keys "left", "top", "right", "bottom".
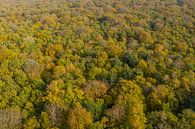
{"left": 23, "top": 59, "right": 44, "bottom": 79}
{"left": 0, "top": 108, "right": 22, "bottom": 129}
{"left": 84, "top": 80, "right": 109, "bottom": 99}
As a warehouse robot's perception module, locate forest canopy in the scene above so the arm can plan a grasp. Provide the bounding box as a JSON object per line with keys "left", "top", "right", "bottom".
{"left": 0, "top": 0, "right": 195, "bottom": 129}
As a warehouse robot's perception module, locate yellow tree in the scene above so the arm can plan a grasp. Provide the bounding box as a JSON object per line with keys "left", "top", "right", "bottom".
{"left": 111, "top": 80, "right": 146, "bottom": 129}
{"left": 67, "top": 103, "right": 93, "bottom": 129}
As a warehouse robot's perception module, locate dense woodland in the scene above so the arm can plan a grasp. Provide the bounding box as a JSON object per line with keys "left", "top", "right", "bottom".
{"left": 0, "top": 0, "right": 195, "bottom": 129}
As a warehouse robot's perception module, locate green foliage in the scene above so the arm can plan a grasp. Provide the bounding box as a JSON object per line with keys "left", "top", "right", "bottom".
{"left": 147, "top": 111, "right": 178, "bottom": 129}
{"left": 0, "top": 0, "right": 194, "bottom": 128}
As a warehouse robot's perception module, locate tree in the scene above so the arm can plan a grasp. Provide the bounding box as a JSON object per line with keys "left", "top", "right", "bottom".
{"left": 149, "top": 85, "right": 177, "bottom": 111}
{"left": 45, "top": 103, "right": 65, "bottom": 128}
{"left": 137, "top": 29, "right": 154, "bottom": 44}
{"left": 0, "top": 108, "right": 22, "bottom": 129}
{"left": 23, "top": 59, "right": 44, "bottom": 79}
{"left": 147, "top": 111, "right": 178, "bottom": 129}
{"left": 123, "top": 51, "right": 139, "bottom": 68}
{"left": 107, "top": 80, "right": 146, "bottom": 129}
{"left": 84, "top": 80, "right": 109, "bottom": 99}
{"left": 178, "top": 109, "right": 195, "bottom": 129}
{"left": 67, "top": 103, "right": 93, "bottom": 129}
{"left": 23, "top": 116, "right": 40, "bottom": 129}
